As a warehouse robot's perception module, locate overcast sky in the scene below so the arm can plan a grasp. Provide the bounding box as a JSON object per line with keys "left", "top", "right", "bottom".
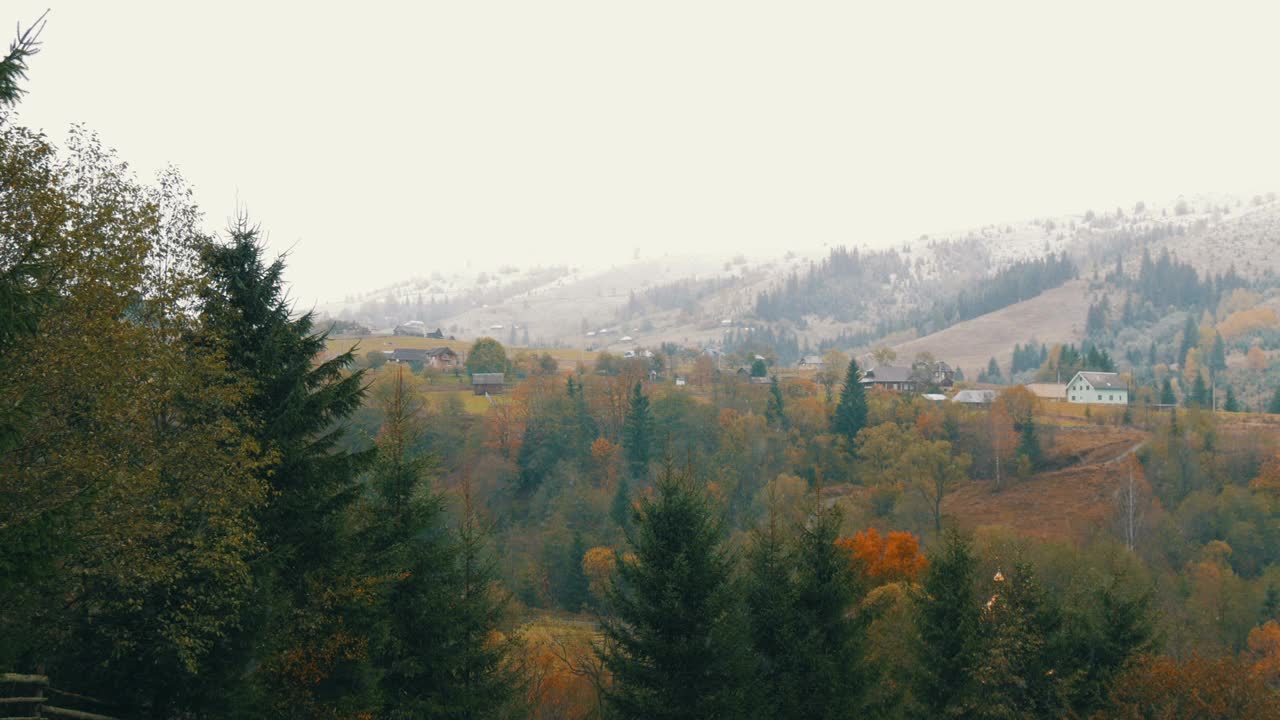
{"left": 10, "top": 2, "right": 1280, "bottom": 304}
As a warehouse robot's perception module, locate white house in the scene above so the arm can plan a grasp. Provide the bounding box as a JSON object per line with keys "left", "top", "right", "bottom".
{"left": 1066, "top": 371, "right": 1129, "bottom": 405}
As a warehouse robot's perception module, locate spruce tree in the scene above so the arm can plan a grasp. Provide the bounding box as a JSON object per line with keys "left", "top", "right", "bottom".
{"left": 914, "top": 530, "right": 982, "bottom": 717}
{"left": 745, "top": 504, "right": 792, "bottom": 720}
{"left": 766, "top": 374, "right": 788, "bottom": 430}
{"left": 197, "top": 216, "right": 371, "bottom": 711}
{"left": 1160, "top": 378, "right": 1177, "bottom": 406}
{"left": 622, "top": 382, "right": 653, "bottom": 479}
{"left": 781, "top": 504, "right": 865, "bottom": 719}
{"left": 832, "top": 358, "right": 868, "bottom": 446}
{"left": 1269, "top": 387, "right": 1280, "bottom": 414}
{"left": 1224, "top": 385, "right": 1240, "bottom": 413}
{"left": 1187, "top": 373, "right": 1208, "bottom": 408}
{"left": 603, "top": 463, "right": 751, "bottom": 720}
{"left": 1178, "top": 312, "right": 1198, "bottom": 365}
{"left": 973, "top": 562, "right": 1066, "bottom": 718}
{"left": 1209, "top": 331, "right": 1227, "bottom": 372}
{"left": 198, "top": 216, "right": 369, "bottom": 574}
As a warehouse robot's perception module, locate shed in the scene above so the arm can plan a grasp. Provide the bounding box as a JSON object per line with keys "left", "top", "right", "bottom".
{"left": 471, "top": 372, "right": 506, "bottom": 395}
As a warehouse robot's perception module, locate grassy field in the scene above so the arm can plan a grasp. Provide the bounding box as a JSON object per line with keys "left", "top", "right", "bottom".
{"left": 325, "top": 334, "right": 599, "bottom": 370}
{"left": 888, "top": 280, "right": 1092, "bottom": 377}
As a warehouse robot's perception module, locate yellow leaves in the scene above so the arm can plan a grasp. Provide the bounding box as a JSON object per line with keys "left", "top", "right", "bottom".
{"left": 582, "top": 546, "right": 618, "bottom": 602}
{"left": 1218, "top": 306, "right": 1278, "bottom": 340}
{"left": 1247, "top": 620, "right": 1280, "bottom": 688}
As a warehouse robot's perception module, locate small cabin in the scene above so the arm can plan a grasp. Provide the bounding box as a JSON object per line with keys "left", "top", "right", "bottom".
{"left": 471, "top": 372, "right": 506, "bottom": 395}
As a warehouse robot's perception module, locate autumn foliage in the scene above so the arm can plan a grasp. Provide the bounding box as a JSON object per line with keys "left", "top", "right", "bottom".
{"left": 836, "top": 528, "right": 928, "bottom": 584}
{"left": 1100, "top": 654, "right": 1280, "bottom": 719}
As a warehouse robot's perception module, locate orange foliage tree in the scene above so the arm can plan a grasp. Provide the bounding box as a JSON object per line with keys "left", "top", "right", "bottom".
{"left": 1248, "top": 620, "right": 1280, "bottom": 689}
{"left": 836, "top": 528, "right": 928, "bottom": 585}
{"left": 1102, "top": 654, "right": 1280, "bottom": 719}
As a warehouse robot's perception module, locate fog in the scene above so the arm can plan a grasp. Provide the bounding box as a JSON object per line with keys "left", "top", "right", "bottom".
{"left": 11, "top": 1, "right": 1280, "bottom": 304}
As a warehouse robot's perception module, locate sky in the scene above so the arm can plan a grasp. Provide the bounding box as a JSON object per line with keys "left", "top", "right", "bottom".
{"left": 10, "top": 1, "right": 1280, "bottom": 305}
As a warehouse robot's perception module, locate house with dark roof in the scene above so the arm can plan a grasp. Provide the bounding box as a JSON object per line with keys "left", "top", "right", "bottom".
{"left": 423, "top": 346, "right": 461, "bottom": 371}
{"left": 1066, "top": 371, "right": 1128, "bottom": 405}
{"left": 471, "top": 372, "right": 506, "bottom": 395}
{"left": 860, "top": 366, "right": 914, "bottom": 391}
{"left": 389, "top": 348, "right": 430, "bottom": 366}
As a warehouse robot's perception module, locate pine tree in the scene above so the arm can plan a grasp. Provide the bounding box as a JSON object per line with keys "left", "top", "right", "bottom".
{"left": 199, "top": 216, "right": 369, "bottom": 573}
{"left": 766, "top": 375, "right": 788, "bottom": 430}
{"left": 973, "top": 562, "right": 1066, "bottom": 718}
{"left": 197, "top": 217, "right": 371, "bottom": 711}
{"left": 745, "top": 503, "right": 792, "bottom": 720}
{"left": 1224, "top": 385, "right": 1240, "bottom": 413}
{"left": 832, "top": 358, "right": 868, "bottom": 446}
{"left": 1209, "top": 331, "right": 1227, "bottom": 372}
{"left": 603, "top": 463, "right": 751, "bottom": 720}
{"left": 1187, "top": 373, "right": 1209, "bottom": 408}
{"left": 564, "top": 530, "right": 591, "bottom": 611}
{"left": 610, "top": 475, "right": 631, "bottom": 531}
{"left": 622, "top": 382, "right": 653, "bottom": 479}
{"left": 448, "top": 486, "right": 522, "bottom": 719}
{"left": 914, "top": 530, "right": 982, "bottom": 717}
{"left": 1160, "top": 378, "right": 1177, "bottom": 406}
{"left": 781, "top": 504, "right": 865, "bottom": 719}
{"left": 1178, "top": 312, "right": 1198, "bottom": 365}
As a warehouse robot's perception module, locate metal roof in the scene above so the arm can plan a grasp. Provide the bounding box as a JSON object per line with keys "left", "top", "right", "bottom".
{"left": 861, "top": 366, "right": 913, "bottom": 383}
{"left": 951, "top": 389, "right": 997, "bottom": 404}
{"left": 471, "top": 373, "right": 505, "bottom": 384}
{"left": 1072, "top": 372, "right": 1126, "bottom": 390}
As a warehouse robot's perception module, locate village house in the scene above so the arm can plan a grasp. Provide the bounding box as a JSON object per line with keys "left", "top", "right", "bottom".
{"left": 423, "top": 346, "right": 461, "bottom": 371}
{"left": 951, "top": 389, "right": 997, "bottom": 406}
{"left": 797, "top": 355, "right": 824, "bottom": 369}
{"left": 471, "top": 372, "right": 506, "bottom": 396}
{"left": 1066, "top": 371, "right": 1129, "bottom": 405}
{"left": 861, "top": 361, "right": 955, "bottom": 392}
{"left": 859, "top": 366, "right": 914, "bottom": 391}
{"left": 388, "top": 348, "right": 430, "bottom": 366}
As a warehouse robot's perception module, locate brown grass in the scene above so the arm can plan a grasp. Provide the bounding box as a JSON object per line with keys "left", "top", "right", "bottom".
{"left": 888, "top": 280, "right": 1091, "bottom": 376}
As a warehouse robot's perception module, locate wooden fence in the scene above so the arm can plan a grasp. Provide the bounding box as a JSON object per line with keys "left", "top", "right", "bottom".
{"left": 0, "top": 674, "right": 119, "bottom": 720}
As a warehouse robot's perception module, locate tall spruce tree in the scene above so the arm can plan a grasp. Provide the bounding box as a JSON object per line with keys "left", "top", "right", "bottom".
{"left": 781, "top": 503, "right": 865, "bottom": 719}
{"left": 197, "top": 216, "right": 371, "bottom": 712}
{"left": 972, "top": 562, "right": 1067, "bottom": 718}
{"left": 914, "top": 530, "right": 982, "bottom": 717}
{"left": 603, "top": 463, "right": 751, "bottom": 720}
{"left": 622, "top": 381, "right": 653, "bottom": 479}
{"left": 745, "top": 503, "right": 792, "bottom": 720}
{"left": 766, "top": 374, "right": 788, "bottom": 430}
{"left": 1223, "top": 385, "right": 1240, "bottom": 413}
{"left": 1160, "top": 378, "right": 1177, "bottom": 406}
{"left": 832, "top": 358, "right": 868, "bottom": 446}
{"left": 1187, "top": 373, "right": 1209, "bottom": 408}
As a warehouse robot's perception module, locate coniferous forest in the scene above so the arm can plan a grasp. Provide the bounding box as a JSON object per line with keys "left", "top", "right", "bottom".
{"left": 4, "top": 16, "right": 1280, "bottom": 720}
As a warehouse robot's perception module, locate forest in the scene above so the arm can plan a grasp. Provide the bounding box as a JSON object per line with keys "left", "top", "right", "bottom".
{"left": 4, "top": 19, "right": 1280, "bottom": 720}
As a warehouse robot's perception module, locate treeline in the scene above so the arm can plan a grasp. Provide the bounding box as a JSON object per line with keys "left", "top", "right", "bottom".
{"left": 620, "top": 274, "right": 741, "bottom": 318}
{"left": 602, "top": 474, "right": 1168, "bottom": 719}
{"left": 912, "top": 252, "right": 1077, "bottom": 334}
{"left": 1133, "top": 248, "right": 1244, "bottom": 313}
{"left": 755, "top": 245, "right": 911, "bottom": 322}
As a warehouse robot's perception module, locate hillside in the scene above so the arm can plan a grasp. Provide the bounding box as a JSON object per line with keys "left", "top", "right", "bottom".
{"left": 885, "top": 280, "right": 1093, "bottom": 377}
{"left": 320, "top": 193, "right": 1280, "bottom": 369}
